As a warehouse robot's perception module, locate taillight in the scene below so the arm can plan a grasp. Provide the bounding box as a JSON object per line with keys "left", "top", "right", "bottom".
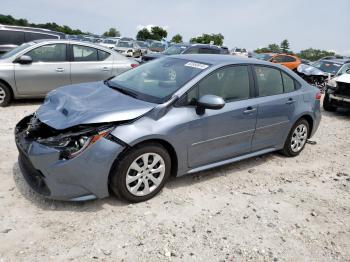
{"left": 316, "top": 92, "right": 322, "bottom": 100}
{"left": 131, "top": 63, "right": 138, "bottom": 68}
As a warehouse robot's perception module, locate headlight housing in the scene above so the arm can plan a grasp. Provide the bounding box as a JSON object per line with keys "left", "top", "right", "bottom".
{"left": 38, "top": 126, "right": 114, "bottom": 160}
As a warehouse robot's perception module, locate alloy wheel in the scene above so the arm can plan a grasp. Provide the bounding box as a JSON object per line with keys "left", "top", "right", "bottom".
{"left": 0, "top": 86, "right": 6, "bottom": 104}
{"left": 290, "top": 124, "right": 308, "bottom": 152}
{"left": 125, "top": 153, "right": 166, "bottom": 196}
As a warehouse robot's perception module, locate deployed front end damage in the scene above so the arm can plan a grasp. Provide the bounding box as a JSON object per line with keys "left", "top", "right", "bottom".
{"left": 326, "top": 74, "right": 350, "bottom": 108}
{"left": 15, "top": 114, "right": 126, "bottom": 201}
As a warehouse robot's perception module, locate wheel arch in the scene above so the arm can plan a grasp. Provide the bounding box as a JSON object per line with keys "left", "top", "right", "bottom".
{"left": 295, "top": 114, "right": 314, "bottom": 138}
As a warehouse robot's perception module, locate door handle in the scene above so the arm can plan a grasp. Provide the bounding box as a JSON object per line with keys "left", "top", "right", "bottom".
{"left": 286, "top": 98, "right": 296, "bottom": 104}
{"left": 102, "top": 67, "right": 111, "bottom": 71}
{"left": 243, "top": 107, "right": 256, "bottom": 114}
{"left": 55, "top": 68, "right": 64, "bottom": 72}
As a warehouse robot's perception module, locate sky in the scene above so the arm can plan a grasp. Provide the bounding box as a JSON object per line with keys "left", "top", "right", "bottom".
{"left": 2, "top": 0, "right": 350, "bottom": 55}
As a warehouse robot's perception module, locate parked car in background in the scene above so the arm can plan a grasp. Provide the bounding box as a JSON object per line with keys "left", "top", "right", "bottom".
{"left": 254, "top": 53, "right": 277, "bottom": 61}
{"left": 114, "top": 41, "right": 142, "bottom": 58}
{"left": 0, "top": 39, "right": 138, "bottom": 106}
{"left": 231, "top": 47, "right": 248, "bottom": 57}
{"left": 297, "top": 58, "right": 350, "bottom": 90}
{"left": 323, "top": 63, "right": 350, "bottom": 111}
{"left": 301, "top": 59, "right": 311, "bottom": 65}
{"left": 269, "top": 54, "right": 301, "bottom": 71}
{"left": 136, "top": 41, "right": 149, "bottom": 56}
{"left": 220, "top": 46, "right": 230, "bottom": 54}
{"left": 15, "top": 54, "right": 321, "bottom": 202}
{"left": 142, "top": 43, "right": 222, "bottom": 62}
{"left": 0, "top": 24, "right": 65, "bottom": 54}
{"left": 100, "top": 38, "right": 119, "bottom": 49}
{"left": 148, "top": 41, "right": 166, "bottom": 53}
{"left": 320, "top": 55, "right": 350, "bottom": 61}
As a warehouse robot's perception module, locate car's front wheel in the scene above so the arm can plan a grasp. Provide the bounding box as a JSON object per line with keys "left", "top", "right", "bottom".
{"left": 0, "top": 83, "right": 11, "bottom": 107}
{"left": 281, "top": 119, "right": 309, "bottom": 157}
{"left": 110, "top": 143, "right": 171, "bottom": 202}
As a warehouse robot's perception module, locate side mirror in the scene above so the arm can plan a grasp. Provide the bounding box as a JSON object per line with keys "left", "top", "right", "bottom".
{"left": 346, "top": 68, "right": 350, "bottom": 74}
{"left": 196, "top": 94, "right": 225, "bottom": 115}
{"left": 14, "top": 55, "right": 32, "bottom": 65}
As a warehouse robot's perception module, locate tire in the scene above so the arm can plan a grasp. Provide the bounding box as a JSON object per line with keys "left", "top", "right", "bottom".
{"left": 0, "top": 83, "right": 11, "bottom": 107}
{"left": 110, "top": 142, "right": 171, "bottom": 203}
{"left": 323, "top": 93, "right": 337, "bottom": 112}
{"left": 281, "top": 119, "right": 309, "bottom": 157}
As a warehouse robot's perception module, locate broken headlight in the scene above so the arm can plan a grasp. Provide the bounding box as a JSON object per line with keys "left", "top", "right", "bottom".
{"left": 38, "top": 126, "right": 114, "bottom": 160}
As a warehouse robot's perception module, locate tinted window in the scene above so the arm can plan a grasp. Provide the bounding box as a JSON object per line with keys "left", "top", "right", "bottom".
{"left": 255, "top": 66, "right": 283, "bottom": 96}
{"left": 73, "top": 45, "right": 98, "bottom": 61}
{"left": 272, "top": 55, "right": 284, "bottom": 62}
{"left": 199, "top": 48, "right": 220, "bottom": 54}
{"left": 198, "top": 66, "right": 250, "bottom": 102}
{"left": 25, "top": 44, "right": 67, "bottom": 62}
{"left": 98, "top": 50, "right": 110, "bottom": 61}
{"left": 0, "top": 30, "right": 25, "bottom": 45}
{"left": 284, "top": 56, "right": 296, "bottom": 62}
{"left": 184, "top": 47, "right": 199, "bottom": 54}
{"left": 282, "top": 72, "right": 295, "bottom": 92}
{"left": 25, "top": 32, "right": 58, "bottom": 42}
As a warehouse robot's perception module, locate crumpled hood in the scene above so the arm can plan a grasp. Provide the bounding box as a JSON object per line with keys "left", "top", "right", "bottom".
{"left": 297, "top": 64, "right": 328, "bottom": 76}
{"left": 36, "top": 81, "right": 156, "bottom": 130}
{"left": 335, "top": 73, "right": 350, "bottom": 84}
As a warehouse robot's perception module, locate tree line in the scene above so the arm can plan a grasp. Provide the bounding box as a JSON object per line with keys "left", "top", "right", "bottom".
{"left": 1, "top": 14, "right": 337, "bottom": 61}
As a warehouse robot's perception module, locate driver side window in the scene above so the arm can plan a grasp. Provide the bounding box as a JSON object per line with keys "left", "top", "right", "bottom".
{"left": 179, "top": 65, "right": 251, "bottom": 106}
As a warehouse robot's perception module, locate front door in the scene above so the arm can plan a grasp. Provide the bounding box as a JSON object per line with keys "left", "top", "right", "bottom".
{"left": 185, "top": 65, "right": 258, "bottom": 168}
{"left": 14, "top": 43, "right": 70, "bottom": 96}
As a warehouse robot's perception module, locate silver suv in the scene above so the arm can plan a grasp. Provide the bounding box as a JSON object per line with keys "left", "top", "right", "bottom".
{"left": 0, "top": 39, "right": 138, "bottom": 106}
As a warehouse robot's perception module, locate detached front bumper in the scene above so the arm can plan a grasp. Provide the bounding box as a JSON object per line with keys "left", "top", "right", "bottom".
{"left": 15, "top": 115, "right": 125, "bottom": 201}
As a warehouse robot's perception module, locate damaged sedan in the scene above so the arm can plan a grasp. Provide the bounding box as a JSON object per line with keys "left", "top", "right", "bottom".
{"left": 15, "top": 55, "right": 321, "bottom": 202}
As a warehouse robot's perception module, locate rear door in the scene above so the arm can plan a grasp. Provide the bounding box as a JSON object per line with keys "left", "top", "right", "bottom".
{"left": 70, "top": 44, "right": 113, "bottom": 84}
{"left": 251, "top": 65, "right": 300, "bottom": 151}
{"left": 14, "top": 43, "right": 70, "bottom": 96}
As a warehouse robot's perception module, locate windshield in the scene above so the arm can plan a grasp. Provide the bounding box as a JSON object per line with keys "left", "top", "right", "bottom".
{"left": 255, "top": 53, "right": 273, "bottom": 61}
{"left": 0, "top": 43, "right": 34, "bottom": 59}
{"left": 108, "top": 57, "right": 211, "bottom": 103}
{"left": 117, "top": 41, "right": 133, "bottom": 48}
{"left": 311, "top": 61, "right": 343, "bottom": 75}
{"left": 103, "top": 39, "right": 117, "bottom": 44}
{"left": 164, "top": 45, "right": 188, "bottom": 55}
{"left": 136, "top": 41, "right": 148, "bottom": 48}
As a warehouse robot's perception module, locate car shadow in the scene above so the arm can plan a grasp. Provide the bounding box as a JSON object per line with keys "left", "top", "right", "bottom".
{"left": 10, "top": 98, "right": 44, "bottom": 107}
{"left": 12, "top": 162, "right": 127, "bottom": 212}
{"left": 321, "top": 107, "right": 350, "bottom": 118}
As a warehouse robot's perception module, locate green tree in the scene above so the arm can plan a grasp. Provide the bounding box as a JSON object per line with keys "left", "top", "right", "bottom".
{"left": 136, "top": 26, "right": 168, "bottom": 41}
{"left": 297, "top": 48, "right": 336, "bottom": 61}
{"left": 103, "top": 28, "right": 120, "bottom": 37}
{"left": 171, "top": 34, "right": 183, "bottom": 43}
{"left": 190, "top": 33, "right": 224, "bottom": 46}
{"left": 254, "top": 43, "right": 281, "bottom": 53}
{"left": 280, "top": 39, "right": 290, "bottom": 53}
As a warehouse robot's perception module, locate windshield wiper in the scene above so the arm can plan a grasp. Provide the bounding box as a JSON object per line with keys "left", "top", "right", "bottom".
{"left": 104, "top": 80, "right": 138, "bottom": 99}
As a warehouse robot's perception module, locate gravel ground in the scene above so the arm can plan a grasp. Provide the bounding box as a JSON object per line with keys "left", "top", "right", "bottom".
{"left": 0, "top": 99, "right": 349, "bottom": 262}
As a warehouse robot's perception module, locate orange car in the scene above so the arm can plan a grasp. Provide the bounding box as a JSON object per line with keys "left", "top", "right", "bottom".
{"left": 269, "top": 54, "right": 301, "bottom": 71}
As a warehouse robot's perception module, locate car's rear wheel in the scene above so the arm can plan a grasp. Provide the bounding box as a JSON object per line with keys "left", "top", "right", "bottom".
{"left": 281, "top": 119, "right": 309, "bottom": 157}
{"left": 0, "top": 83, "right": 11, "bottom": 107}
{"left": 323, "top": 93, "right": 337, "bottom": 112}
{"left": 110, "top": 143, "right": 171, "bottom": 202}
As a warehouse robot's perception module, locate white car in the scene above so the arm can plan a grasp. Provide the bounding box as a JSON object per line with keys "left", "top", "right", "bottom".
{"left": 231, "top": 47, "right": 248, "bottom": 57}
{"left": 99, "top": 38, "right": 120, "bottom": 49}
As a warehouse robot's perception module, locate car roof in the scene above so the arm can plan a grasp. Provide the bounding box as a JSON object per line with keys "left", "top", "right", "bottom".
{"left": 171, "top": 54, "right": 272, "bottom": 66}
{"left": 320, "top": 58, "right": 350, "bottom": 64}
{"left": 30, "top": 39, "right": 114, "bottom": 52}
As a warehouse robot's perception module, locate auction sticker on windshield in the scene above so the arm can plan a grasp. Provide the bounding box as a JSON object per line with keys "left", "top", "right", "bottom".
{"left": 185, "top": 62, "right": 209, "bottom": 70}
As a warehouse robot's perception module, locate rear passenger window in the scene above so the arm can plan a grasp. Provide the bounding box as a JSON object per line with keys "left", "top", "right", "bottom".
{"left": 282, "top": 72, "right": 295, "bottom": 92}
{"left": 98, "top": 50, "right": 110, "bottom": 61}
{"left": 284, "top": 56, "right": 296, "bottom": 62}
{"left": 0, "top": 30, "right": 24, "bottom": 45}
{"left": 73, "top": 45, "right": 98, "bottom": 61}
{"left": 255, "top": 66, "right": 283, "bottom": 96}
{"left": 25, "top": 32, "right": 58, "bottom": 42}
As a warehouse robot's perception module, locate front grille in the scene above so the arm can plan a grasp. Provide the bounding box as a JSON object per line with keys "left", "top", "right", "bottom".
{"left": 18, "top": 153, "right": 50, "bottom": 196}
{"left": 335, "top": 82, "right": 350, "bottom": 97}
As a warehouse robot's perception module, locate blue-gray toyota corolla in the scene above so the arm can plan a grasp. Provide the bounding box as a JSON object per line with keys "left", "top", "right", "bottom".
{"left": 15, "top": 54, "right": 321, "bottom": 202}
